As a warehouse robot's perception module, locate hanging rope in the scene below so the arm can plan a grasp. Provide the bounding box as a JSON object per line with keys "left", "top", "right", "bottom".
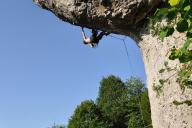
{"left": 108, "top": 34, "right": 149, "bottom": 128}
{"left": 108, "top": 34, "right": 134, "bottom": 76}
{"left": 122, "top": 39, "right": 134, "bottom": 76}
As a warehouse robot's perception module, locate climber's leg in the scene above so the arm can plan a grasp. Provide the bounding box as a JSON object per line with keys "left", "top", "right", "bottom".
{"left": 94, "top": 32, "right": 105, "bottom": 45}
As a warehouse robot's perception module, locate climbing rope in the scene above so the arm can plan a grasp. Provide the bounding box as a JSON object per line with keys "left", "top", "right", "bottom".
{"left": 108, "top": 34, "right": 148, "bottom": 128}
{"left": 108, "top": 34, "right": 134, "bottom": 76}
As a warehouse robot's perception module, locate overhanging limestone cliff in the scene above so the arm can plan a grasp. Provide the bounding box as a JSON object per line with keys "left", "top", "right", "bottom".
{"left": 34, "top": 0, "right": 160, "bottom": 37}
{"left": 34, "top": 0, "right": 192, "bottom": 128}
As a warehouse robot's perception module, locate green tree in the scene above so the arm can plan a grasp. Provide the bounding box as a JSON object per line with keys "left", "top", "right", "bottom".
{"left": 128, "top": 113, "right": 144, "bottom": 128}
{"left": 97, "top": 75, "right": 128, "bottom": 128}
{"left": 125, "top": 77, "right": 152, "bottom": 128}
{"left": 126, "top": 77, "right": 144, "bottom": 96}
{"left": 125, "top": 78, "right": 143, "bottom": 127}
{"left": 68, "top": 100, "right": 110, "bottom": 128}
{"left": 68, "top": 76, "right": 152, "bottom": 128}
{"left": 140, "top": 90, "right": 152, "bottom": 127}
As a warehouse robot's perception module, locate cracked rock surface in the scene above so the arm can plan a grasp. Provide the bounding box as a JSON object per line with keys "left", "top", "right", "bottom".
{"left": 34, "top": 0, "right": 160, "bottom": 37}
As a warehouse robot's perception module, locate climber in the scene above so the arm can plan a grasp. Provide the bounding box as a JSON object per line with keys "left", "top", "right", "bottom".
{"left": 81, "top": 27, "right": 109, "bottom": 48}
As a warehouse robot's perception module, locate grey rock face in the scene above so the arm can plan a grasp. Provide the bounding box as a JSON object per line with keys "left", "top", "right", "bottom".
{"left": 140, "top": 30, "right": 192, "bottom": 128}
{"left": 33, "top": 0, "right": 161, "bottom": 37}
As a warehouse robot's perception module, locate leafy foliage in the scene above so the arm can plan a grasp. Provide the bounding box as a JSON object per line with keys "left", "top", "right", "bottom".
{"left": 68, "top": 100, "right": 109, "bottom": 128}
{"left": 127, "top": 113, "right": 144, "bottom": 128}
{"left": 173, "top": 99, "right": 192, "bottom": 106}
{"left": 140, "top": 90, "right": 152, "bottom": 126}
{"left": 68, "top": 76, "right": 152, "bottom": 128}
{"left": 150, "top": 0, "right": 192, "bottom": 92}
{"left": 97, "top": 75, "right": 128, "bottom": 128}
{"left": 169, "top": 0, "right": 181, "bottom": 6}
{"left": 152, "top": 83, "right": 163, "bottom": 97}
{"left": 176, "top": 18, "right": 188, "bottom": 32}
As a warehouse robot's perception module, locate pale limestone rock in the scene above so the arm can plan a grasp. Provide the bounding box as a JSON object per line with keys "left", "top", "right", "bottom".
{"left": 140, "top": 29, "right": 192, "bottom": 128}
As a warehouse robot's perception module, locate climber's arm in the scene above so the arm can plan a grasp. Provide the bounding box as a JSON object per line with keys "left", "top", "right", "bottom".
{"left": 81, "top": 27, "right": 92, "bottom": 44}
{"left": 81, "top": 27, "right": 86, "bottom": 40}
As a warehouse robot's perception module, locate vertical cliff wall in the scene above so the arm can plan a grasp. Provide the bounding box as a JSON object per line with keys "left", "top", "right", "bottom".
{"left": 33, "top": 0, "right": 192, "bottom": 127}
{"left": 140, "top": 28, "right": 192, "bottom": 128}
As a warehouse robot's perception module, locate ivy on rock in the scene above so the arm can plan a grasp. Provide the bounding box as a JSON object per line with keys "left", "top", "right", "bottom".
{"left": 151, "top": 0, "right": 192, "bottom": 96}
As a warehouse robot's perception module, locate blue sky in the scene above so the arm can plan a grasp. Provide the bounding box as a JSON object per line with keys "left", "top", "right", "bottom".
{"left": 0, "top": 0, "right": 146, "bottom": 128}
